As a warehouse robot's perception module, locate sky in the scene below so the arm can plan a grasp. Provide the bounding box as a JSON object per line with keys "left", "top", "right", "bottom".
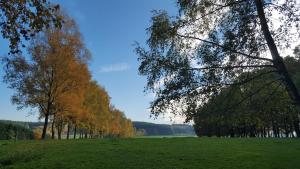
{"left": 0, "top": 0, "right": 183, "bottom": 124}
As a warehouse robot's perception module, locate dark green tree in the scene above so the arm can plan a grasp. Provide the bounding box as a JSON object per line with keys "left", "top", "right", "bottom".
{"left": 194, "top": 71, "right": 299, "bottom": 137}
{"left": 193, "top": 54, "right": 300, "bottom": 138}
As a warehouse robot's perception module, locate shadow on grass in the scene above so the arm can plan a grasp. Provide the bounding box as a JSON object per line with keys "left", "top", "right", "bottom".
{"left": 0, "top": 151, "right": 40, "bottom": 167}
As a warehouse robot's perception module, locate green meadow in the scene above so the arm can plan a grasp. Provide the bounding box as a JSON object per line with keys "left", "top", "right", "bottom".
{"left": 0, "top": 138, "right": 299, "bottom": 169}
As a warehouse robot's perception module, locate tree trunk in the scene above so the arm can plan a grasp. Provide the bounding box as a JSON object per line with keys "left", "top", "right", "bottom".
{"left": 255, "top": 0, "right": 300, "bottom": 108}
{"left": 73, "top": 125, "right": 77, "bottom": 139}
{"left": 229, "top": 128, "right": 234, "bottom": 138}
{"left": 85, "top": 131, "right": 88, "bottom": 139}
{"left": 58, "top": 121, "right": 63, "bottom": 140}
{"left": 51, "top": 115, "right": 56, "bottom": 139}
{"left": 284, "top": 117, "right": 289, "bottom": 138}
{"left": 41, "top": 113, "right": 49, "bottom": 139}
{"left": 67, "top": 123, "right": 70, "bottom": 140}
{"left": 57, "top": 125, "right": 61, "bottom": 140}
{"left": 90, "top": 131, "right": 92, "bottom": 139}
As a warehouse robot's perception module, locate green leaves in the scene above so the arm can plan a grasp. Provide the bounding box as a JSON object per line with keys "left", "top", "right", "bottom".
{"left": 147, "top": 11, "right": 177, "bottom": 51}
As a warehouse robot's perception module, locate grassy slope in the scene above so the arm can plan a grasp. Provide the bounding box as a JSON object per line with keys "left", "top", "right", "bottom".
{"left": 0, "top": 138, "right": 300, "bottom": 169}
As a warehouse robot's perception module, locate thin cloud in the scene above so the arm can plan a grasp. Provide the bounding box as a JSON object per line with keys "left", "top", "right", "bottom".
{"left": 99, "top": 63, "right": 130, "bottom": 73}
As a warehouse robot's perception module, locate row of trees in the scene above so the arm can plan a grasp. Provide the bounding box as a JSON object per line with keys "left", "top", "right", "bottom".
{"left": 3, "top": 14, "right": 134, "bottom": 139}
{"left": 194, "top": 53, "right": 300, "bottom": 138}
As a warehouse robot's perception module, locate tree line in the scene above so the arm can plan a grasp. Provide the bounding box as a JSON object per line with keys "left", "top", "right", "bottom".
{"left": 194, "top": 51, "right": 300, "bottom": 138}
{"left": 3, "top": 13, "right": 134, "bottom": 139}
{"left": 0, "top": 121, "right": 34, "bottom": 140}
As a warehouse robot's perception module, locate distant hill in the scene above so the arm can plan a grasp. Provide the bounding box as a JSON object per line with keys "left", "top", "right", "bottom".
{"left": 0, "top": 120, "right": 34, "bottom": 140}
{"left": 0, "top": 120, "right": 30, "bottom": 128}
{"left": 0, "top": 120, "right": 45, "bottom": 130}
{"left": 133, "top": 121, "right": 195, "bottom": 136}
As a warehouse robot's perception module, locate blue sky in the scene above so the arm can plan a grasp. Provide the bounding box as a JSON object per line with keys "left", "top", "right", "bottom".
{"left": 0, "top": 0, "right": 180, "bottom": 124}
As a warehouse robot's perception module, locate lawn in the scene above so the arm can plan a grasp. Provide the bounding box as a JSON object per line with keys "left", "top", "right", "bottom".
{"left": 0, "top": 138, "right": 300, "bottom": 169}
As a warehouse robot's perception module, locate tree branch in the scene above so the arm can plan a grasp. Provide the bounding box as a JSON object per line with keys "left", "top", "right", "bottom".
{"left": 178, "top": 0, "right": 245, "bottom": 25}
{"left": 188, "top": 64, "right": 275, "bottom": 71}
{"left": 187, "top": 70, "right": 277, "bottom": 93}
{"left": 176, "top": 34, "right": 274, "bottom": 63}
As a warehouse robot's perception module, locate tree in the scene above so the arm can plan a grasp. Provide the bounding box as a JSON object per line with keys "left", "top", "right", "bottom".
{"left": 3, "top": 14, "right": 91, "bottom": 139}
{"left": 66, "top": 80, "right": 135, "bottom": 139}
{"left": 109, "top": 107, "right": 134, "bottom": 138}
{"left": 194, "top": 79, "right": 299, "bottom": 138}
{"left": 193, "top": 55, "right": 300, "bottom": 137}
{"left": 81, "top": 81, "right": 111, "bottom": 138}
{"left": 120, "top": 118, "right": 135, "bottom": 137}
{"left": 0, "top": 0, "right": 62, "bottom": 54}
{"left": 136, "top": 0, "right": 300, "bottom": 121}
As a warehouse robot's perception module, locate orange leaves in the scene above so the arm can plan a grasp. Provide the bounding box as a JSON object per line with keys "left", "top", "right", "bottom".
{"left": 81, "top": 82, "right": 134, "bottom": 137}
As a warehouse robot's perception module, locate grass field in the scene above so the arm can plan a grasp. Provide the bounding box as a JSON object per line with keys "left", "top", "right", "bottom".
{"left": 0, "top": 138, "right": 300, "bottom": 169}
